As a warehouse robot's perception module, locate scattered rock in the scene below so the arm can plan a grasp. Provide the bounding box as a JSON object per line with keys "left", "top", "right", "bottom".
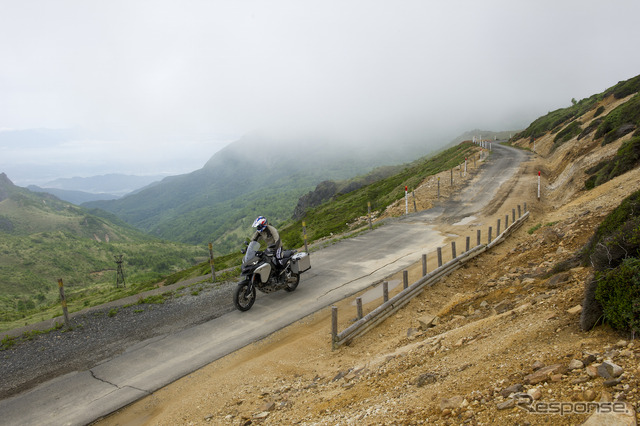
{"left": 598, "top": 361, "right": 624, "bottom": 379}
{"left": 583, "top": 353, "right": 597, "bottom": 365}
{"left": 500, "top": 383, "right": 523, "bottom": 398}
{"left": 546, "top": 271, "right": 570, "bottom": 288}
{"left": 415, "top": 373, "right": 438, "bottom": 387}
{"left": 531, "top": 360, "right": 546, "bottom": 371}
{"left": 568, "top": 359, "right": 585, "bottom": 370}
{"left": 524, "top": 364, "right": 566, "bottom": 385}
{"left": 527, "top": 387, "right": 542, "bottom": 400}
{"left": 582, "top": 389, "right": 597, "bottom": 401}
{"left": 253, "top": 411, "right": 270, "bottom": 420}
{"left": 567, "top": 305, "right": 582, "bottom": 315}
{"left": 417, "top": 315, "right": 440, "bottom": 330}
{"left": 496, "top": 399, "right": 515, "bottom": 410}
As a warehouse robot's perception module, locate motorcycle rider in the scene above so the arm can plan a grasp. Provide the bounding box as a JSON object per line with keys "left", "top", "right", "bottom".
{"left": 250, "top": 216, "right": 283, "bottom": 270}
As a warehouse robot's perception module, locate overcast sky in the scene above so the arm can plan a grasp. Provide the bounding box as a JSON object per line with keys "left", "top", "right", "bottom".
{"left": 1, "top": 0, "right": 640, "bottom": 185}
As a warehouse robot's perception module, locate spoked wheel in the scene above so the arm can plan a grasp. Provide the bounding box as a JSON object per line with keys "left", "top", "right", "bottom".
{"left": 234, "top": 280, "right": 256, "bottom": 311}
{"left": 283, "top": 271, "right": 300, "bottom": 292}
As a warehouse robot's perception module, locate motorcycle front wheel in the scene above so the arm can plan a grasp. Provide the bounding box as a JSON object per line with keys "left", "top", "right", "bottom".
{"left": 234, "top": 280, "right": 256, "bottom": 311}
{"left": 284, "top": 271, "right": 300, "bottom": 292}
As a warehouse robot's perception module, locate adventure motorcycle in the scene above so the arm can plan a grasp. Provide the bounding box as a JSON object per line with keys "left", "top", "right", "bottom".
{"left": 233, "top": 241, "right": 311, "bottom": 311}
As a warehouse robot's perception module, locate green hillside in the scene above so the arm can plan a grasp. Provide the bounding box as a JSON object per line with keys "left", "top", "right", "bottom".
{"left": 278, "top": 142, "right": 478, "bottom": 248}
{"left": 0, "top": 173, "right": 205, "bottom": 328}
{"left": 85, "top": 133, "right": 439, "bottom": 254}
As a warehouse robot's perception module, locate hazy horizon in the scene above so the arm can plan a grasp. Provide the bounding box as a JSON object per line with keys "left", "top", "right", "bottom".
{"left": 2, "top": 1, "right": 640, "bottom": 185}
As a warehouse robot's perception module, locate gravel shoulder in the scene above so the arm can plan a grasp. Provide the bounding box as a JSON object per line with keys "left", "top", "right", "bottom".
{"left": 0, "top": 278, "right": 236, "bottom": 399}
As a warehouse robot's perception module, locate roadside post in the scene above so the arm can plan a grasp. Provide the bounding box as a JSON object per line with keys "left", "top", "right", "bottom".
{"left": 208, "top": 243, "right": 216, "bottom": 282}
{"left": 367, "top": 202, "right": 373, "bottom": 230}
{"left": 405, "top": 186, "right": 408, "bottom": 215}
{"left": 538, "top": 171, "right": 541, "bottom": 200}
{"left": 302, "top": 221, "right": 309, "bottom": 253}
{"left": 57, "top": 278, "right": 70, "bottom": 329}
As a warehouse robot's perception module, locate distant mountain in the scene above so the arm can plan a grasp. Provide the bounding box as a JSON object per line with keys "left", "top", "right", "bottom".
{"left": 27, "top": 185, "right": 120, "bottom": 205}
{"left": 0, "top": 172, "right": 203, "bottom": 313}
{"left": 43, "top": 173, "right": 165, "bottom": 196}
{"left": 84, "top": 133, "right": 438, "bottom": 252}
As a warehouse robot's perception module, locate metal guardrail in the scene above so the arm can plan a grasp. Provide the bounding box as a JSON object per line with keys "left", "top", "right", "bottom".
{"left": 331, "top": 208, "right": 530, "bottom": 349}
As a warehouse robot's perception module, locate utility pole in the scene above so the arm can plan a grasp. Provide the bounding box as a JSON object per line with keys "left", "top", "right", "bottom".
{"left": 114, "top": 255, "right": 126, "bottom": 288}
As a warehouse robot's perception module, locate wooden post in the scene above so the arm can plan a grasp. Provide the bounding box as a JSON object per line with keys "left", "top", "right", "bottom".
{"left": 331, "top": 306, "right": 338, "bottom": 350}
{"left": 450, "top": 168, "right": 453, "bottom": 185}
{"left": 451, "top": 241, "right": 457, "bottom": 259}
{"left": 208, "top": 243, "right": 216, "bottom": 283}
{"left": 488, "top": 226, "right": 493, "bottom": 243}
{"left": 524, "top": 202, "right": 527, "bottom": 212}
{"left": 422, "top": 254, "right": 427, "bottom": 276}
{"left": 466, "top": 236, "right": 470, "bottom": 252}
{"left": 518, "top": 204, "right": 521, "bottom": 218}
{"left": 383, "top": 281, "right": 389, "bottom": 303}
{"left": 57, "top": 279, "right": 70, "bottom": 329}
{"left": 505, "top": 214, "right": 509, "bottom": 229}
{"left": 403, "top": 270, "right": 409, "bottom": 289}
{"left": 437, "top": 247, "right": 443, "bottom": 267}
{"left": 497, "top": 218, "right": 501, "bottom": 235}
{"left": 477, "top": 229, "right": 481, "bottom": 246}
{"left": 302, "top": 221, "right": 309, "bottom": 253}
{"left": 512, "top": 208, "right": 516, "bottom": 223}
{"left": 367, "top": 202, "right": 373, "bottom": 230}
{"left": 412, "top": 191, "right": 417, "bottom": 212}
{"left": 356, "top": 298, "right": 363, "bottom": 320}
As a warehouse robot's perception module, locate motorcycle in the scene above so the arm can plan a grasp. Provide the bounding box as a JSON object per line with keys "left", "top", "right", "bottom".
{"left": 233, "top": 241, "right": 311, "bottom": 311}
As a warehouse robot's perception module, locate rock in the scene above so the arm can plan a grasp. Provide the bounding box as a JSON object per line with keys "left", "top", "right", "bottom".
{"left": 583, "top": 353, "right": 597, "bottom": 365}
{"left": 253, "top": 411, "right": 270, "bottom": 420}
{"left": 496, "top": 399, "right": 516, "bottom": 410}
{"left": 586, "top": 364, "right": 599, "bottom": 378}
{"left": 500, "top": 383, "right": 524, "bottom": 398}
{"left": 531, "top": 360, "right": 546, "bottom": 371}
{"left": 440, "top": 395, "right": 464, "bottom": 411}
{"left": 480, "top": 300, "right": 489, "bottom": 308}
{"left": 567, "top": 305, "right": 582, "bottom": 315}
{"left": 260, "top": 401, "right": 276, "bottom": 412}
{"left": 598, "top": 361, "right": 624, "bottom": 379}
{"left": 545, "top": 271, "right": 570, "bottom": 288}
{"left": 416, "top": 373, "right": 438, "bottom": 387}
{"left": 527, "top": 387, "right": 542, "bottom": 400}
{"left": 524, "top": 364, "right": 566, "bottom": 385}
{"left": 582, "top": 402, "right": 636, "bottom": 426}
{"left": 582, "top": 389, "right": 597, "bottom": 401}
{"left": 568, "top": 359, "right": 585, "bottom": 370}
{"left": 604, "top": 378, "right": 623, "bottom": 387}
{"left": 417, "top": 315, "right": 440, "bottom": 330}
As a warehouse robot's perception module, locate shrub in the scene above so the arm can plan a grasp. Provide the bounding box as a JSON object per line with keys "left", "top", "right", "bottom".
{"left": 582, "top": 189, "right": 640, "bottom": 269}
{"left": 580, "top": 275, "right": 603, "bottom": 331}
{"left": 595, "top": 93, "right": 640, "bottom": 145}
{"left": 583, "top": 136, "right": 640, "bottom": 189}
{"left": 595, "top": 257, "right": 640, "bottom": 334}
{"left": 593, "top": 106, "right": 606, "bottom": 117}
{"left": 553, "top": 121, "right": 582, "bottom": 149}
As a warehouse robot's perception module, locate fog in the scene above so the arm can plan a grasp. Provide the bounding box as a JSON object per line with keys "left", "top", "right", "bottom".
{"left": 1, "top": 0, "right": 640, "bottom": 185}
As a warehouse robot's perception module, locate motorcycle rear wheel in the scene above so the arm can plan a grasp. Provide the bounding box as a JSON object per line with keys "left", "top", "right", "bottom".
{"left": 284, "top": 271, "right": 300, "bottom": 292}
{"left": 234, "top": 280, "right": 256, "bottom": 311}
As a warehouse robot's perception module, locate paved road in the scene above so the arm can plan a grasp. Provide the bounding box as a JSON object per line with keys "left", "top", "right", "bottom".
{"left": 0, "top": 143, "right": 528, "bottom": 426}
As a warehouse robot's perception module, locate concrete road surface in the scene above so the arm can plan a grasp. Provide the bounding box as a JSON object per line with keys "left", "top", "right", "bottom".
{"left": 0, "top": 143, "right": 528, "bottom": 426}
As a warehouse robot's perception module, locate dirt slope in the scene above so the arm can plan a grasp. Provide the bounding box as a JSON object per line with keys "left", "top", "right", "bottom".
{"left": 100, "top": 98, "right": 640, "bottom": 425}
